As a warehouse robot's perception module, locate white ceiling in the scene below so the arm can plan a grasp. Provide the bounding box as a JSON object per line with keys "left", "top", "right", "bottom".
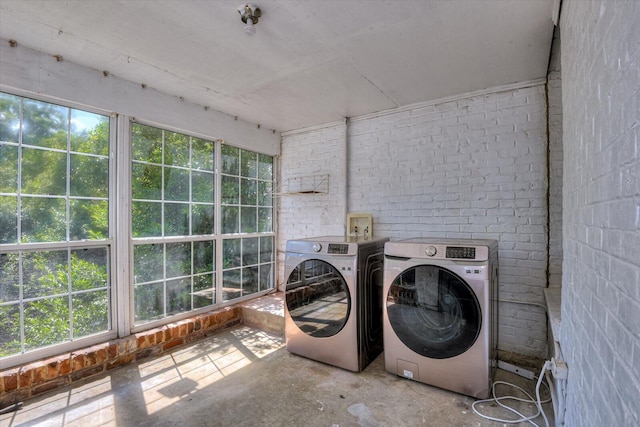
{"left": 0, "top": 0, "right": 556, "bottom": 133}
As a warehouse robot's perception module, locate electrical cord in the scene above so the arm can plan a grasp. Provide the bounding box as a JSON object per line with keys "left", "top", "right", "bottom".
{"left": 472, "top": 361, "right": 552, "bottom": 427}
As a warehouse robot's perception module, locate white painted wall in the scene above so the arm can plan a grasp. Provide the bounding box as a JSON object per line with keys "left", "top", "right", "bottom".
{"left": 560, "top": 1, "right": 640, "bottom": 425}
{"left": 0, "top": 39, "right": 280, "bottom": 155}
{"left": 280, "top": 82, "right": 551, "bottom": 360}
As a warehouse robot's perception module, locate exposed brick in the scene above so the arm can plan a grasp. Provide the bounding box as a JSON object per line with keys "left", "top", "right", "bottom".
{"left": 59, "top": 357, "right": 71, "bottom": 376}
{"left": 71, "top": 353, "right": 85, "bottom": 372}
{"left": 137, "top": 334, "right": 150, "bottom": 350}
{"left": 154, "top": 330, "right": 163, "bottom": 345}
{"left": 106, "top": 354, "right": 135, "bottom": 371}
{"left": 107, "top": 342, "right": 118, "bottom": 359}
{"left": 70, "top": 365, "right": 104, "bottom": 382}
{"left": 178, "top": 324, "right": 187, "bottom": 337}
{"left": 18, "top": 366, "right": 33, "bottom": 389}
{"left": 32, "top": 362, "right": 48, "bottom": 384}
{"left": 163, "top": 338, "right": 184, "bottom": 351}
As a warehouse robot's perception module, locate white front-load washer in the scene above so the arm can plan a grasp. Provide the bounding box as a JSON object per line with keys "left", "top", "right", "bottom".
{"left": 383, "top": 238, "right": 498, "bottom": 398}
{"left": 284, "top": 236, "right": 388, "bottom": 372}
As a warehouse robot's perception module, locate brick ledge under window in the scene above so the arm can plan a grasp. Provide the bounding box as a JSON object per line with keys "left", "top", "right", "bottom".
{"left": 0, "top": 306, "right": 242, "bottom": 408}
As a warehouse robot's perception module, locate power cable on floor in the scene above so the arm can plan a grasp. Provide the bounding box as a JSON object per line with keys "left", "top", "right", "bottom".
{"left": 472, "top": 361, "right": 552, "bottom": 427}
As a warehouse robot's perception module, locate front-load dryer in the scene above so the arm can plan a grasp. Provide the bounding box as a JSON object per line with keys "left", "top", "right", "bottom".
{"left": 284, "top": 236, "right": 388, "bottom": 372}
{"left": 383, "top": 238, "right": 498, "bottom": 398}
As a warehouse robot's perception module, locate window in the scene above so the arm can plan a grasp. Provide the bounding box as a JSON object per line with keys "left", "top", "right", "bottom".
{"left": 131, "top": 123, "right": 218, "bottom": 325}
{"left": 131, "top": 123, "right": 275, "bottom": 326}
{"left": 220, "top": 145, "right": 274, "bottom": 301}
{"left": 0, "top": 93, "right": 112, "bottom": 358}
{"left": 0, "top": 93, "right": 276, "bottom": 364}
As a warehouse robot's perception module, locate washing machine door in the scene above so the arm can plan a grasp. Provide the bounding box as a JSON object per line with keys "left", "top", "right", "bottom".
{"left": 386, "top": 265, "right": 481, "bottom": 359}
{"left": 286, "top": 259, "right": 350, "bottom": 338}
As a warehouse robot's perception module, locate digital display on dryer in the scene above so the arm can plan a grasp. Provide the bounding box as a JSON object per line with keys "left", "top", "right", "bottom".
{"left": 446, "top": 246, "right": 476, "bottom": 259}
{"left": 328, "top": 244, "right": 349, "bottom": 254}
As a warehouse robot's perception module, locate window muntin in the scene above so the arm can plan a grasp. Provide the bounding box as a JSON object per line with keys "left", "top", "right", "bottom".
{"left": 0, "top": 92, "right": 112, "bottom": 358}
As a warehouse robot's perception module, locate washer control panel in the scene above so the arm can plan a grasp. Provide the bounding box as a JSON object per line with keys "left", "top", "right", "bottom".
{"left": 446, "top": 246, "right": 476, "bottom": 259}
{"left": 328, "top": 243, "right": 349, "bottom": 254}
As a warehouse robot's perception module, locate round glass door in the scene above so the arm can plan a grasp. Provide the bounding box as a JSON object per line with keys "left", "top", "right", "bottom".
{"left": 386, "top": 265, "right": 481, "bottom": 359}
{"left": 286, "top": 259, "right": 350, "bottom": 338}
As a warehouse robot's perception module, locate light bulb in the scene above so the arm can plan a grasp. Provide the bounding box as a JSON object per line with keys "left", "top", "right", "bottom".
{"left": 244, "top": 17, "right": 256, "bottom": 35}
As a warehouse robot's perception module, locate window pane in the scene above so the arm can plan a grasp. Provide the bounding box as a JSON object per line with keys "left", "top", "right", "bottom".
{"left": 0, "top": 304, "right": 21, "bottom": 357}
{"left": 240, "top": 149, "right": 257, "bottom": 178}
{"left": 132, "top": 201, "right": 162, "bottom": 237}
{"left": 0, "top": 196, "right": 18, "bottom": 244}
{"left": 21, "top": 197, "right": 66, "bottom": 243}
{"left": 0, "top": 144, "right": 18, "bottom": 193}
{"left": 21, "top": 148, "right": 67, "bottom": 196}
{"left": 192, "top": 204, "right": 214, "bottom": 235}
{"left": 22, "top": 99, "right": 68, "bottom": 149}
{"left": 164, "top": 203, "right": 189, "bottom": 236}
{"left": 135, "top": 282, "right": 164, "bottom": 323}
{"left": 260, "top": 237, "right": 273, "bottom": 263}
{"left": 134, "top": 244, "right": 164, "bottom": 284}
{"left": 193, "top": 273, "right": 214, "bottom": 308}
{"left": 221, "top": 175, "right": 239, "bottom": 204}
{"left": 243, "top": 265, "right": 259, "bottom": 296}
{"left": 0, "top": 92, "right": 21, "bottom": 143}
{"left": 194, "top": 240, "right": 214, "bottom": 274}
{"left": 223, "top": 239, "right": 241, "bottom": 269}
{"left": 70, "top": 154, "right": 108, "bottom": 198}
{"left": 240, "top": 178, "right": 256, "bottom": 205}
{"left": 164, "top": 167, "right": 189, "bottom": 201}
{"left": 132, "top": 125, "right": 162, "bottom": 163}
{"left": 241, "top": 207, "right": 257, "bottom": 233}
{"left": 164, "top": 132, "right": 190, "bottom": 168}
{"left": 258, "top": 208, "right": 273, "bottom": 233}
{"left": 222, "top": 206, "right": 239, "bottom": 234}
{"left": 258, "top": 154, "right": 273, "bottom": 180}
{"left": 192, "top": 138, "right": 214, "bottom": 171}
{"left": 221, "top": 145, "right": 239, "bottom": 175}
{"left": 73, "top": 290, "right": 109, "bottom": 338}
{"left": 24, "top": 297, "right": 70, "bottom": 351}
{"left": 70, "top": 110, "right": 109, "bottom": 155}
{"left": 166, "top": 242, "right": 191, "bottom": 278}
{"left": 0, "top": 253, "right": 20, "bottom": 302}
{"left": 259, "top": 264, "right": 273, "bottom": 291}
{"left": 242, "top": 238, "right": 259, "bottom": 265}
{"left": 223, "top": 269, "right": 241, "bottom": 301}
{"left": 71, "top": 248, "right": 108, "bottom": 291}
{"left": 258, "top": 181, "right": 272, "bottom": 206}
{"left": 132, "top": 163, "right": 162, "bottom": 200}
{"left": 192, "top": 171, "right": 214, "bottom": 203}
{"left": 70, "top": 200, "right": 108, "bottom": 240}
{"left": 167, "top": 278, "right": 191, "bottom": 316}
{"left": 22, "top": 250, "right": 68, "bottom": 299}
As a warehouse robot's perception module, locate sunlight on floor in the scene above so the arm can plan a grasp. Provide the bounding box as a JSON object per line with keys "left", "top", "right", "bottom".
{"left": 1, "top": 327, "right": 284, "bottom": 426}
{"left": 139, "top": 327, "right": 282, "bottom": 415}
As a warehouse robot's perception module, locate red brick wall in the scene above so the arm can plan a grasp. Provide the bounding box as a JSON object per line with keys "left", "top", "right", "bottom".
{"left": 0, "top": 306, "right": 241, "bottom": 408}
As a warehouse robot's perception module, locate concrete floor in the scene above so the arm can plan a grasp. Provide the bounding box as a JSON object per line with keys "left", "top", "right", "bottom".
{"left": 1, "top": 326, "right": 553, "bottom": 427}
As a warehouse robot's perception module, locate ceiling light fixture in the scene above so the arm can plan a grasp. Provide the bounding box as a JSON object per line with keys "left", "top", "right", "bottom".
{"left": 238, "top": 4, "right": 261, "bottom": 35}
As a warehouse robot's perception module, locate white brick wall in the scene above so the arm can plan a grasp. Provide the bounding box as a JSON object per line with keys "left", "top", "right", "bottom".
{"left": 548, "top": 27, "right": 564, "bottom": 289}
{"left": 280, "top": 83, "right": 551, "bottom": 359}
{"left": 561, "top": 1, "right": 640, "bottom": 426}
{"left": 277, "top": 122, "right": 347, "bottom": 288}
